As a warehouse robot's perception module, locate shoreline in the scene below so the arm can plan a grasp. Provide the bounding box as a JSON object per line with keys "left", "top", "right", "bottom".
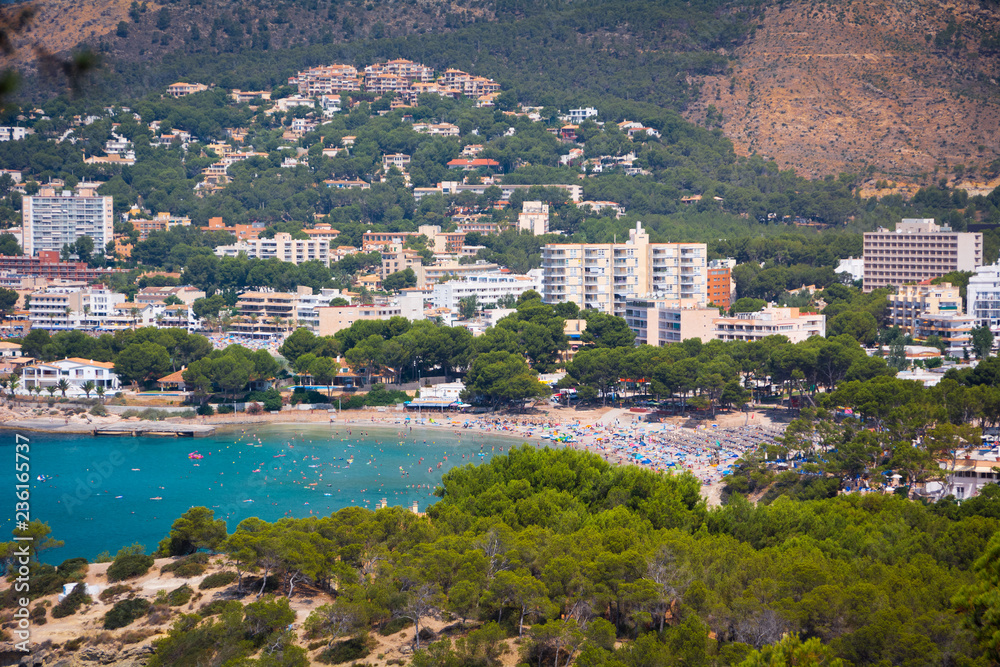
{"left": 0, "top": 407, "right": 789, "bottom": 506}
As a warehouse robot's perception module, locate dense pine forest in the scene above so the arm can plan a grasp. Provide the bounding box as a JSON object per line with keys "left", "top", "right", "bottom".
{"left": 10, "top": 446, "right": 997, "bottom": 666}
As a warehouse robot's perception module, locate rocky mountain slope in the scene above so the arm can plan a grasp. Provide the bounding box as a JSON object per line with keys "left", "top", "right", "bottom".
{"left": 4, "top": 0, "right": 999, "bottom": 182}
{"left": 0, "top": 0, "right": 487, "bottom": 87}
{"left": 685, "top": 0, "right": 1000, "bottom": 180}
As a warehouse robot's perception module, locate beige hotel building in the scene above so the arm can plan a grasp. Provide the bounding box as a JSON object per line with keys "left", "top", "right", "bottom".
{"left": 863, "top": 219, "right": 982, "bottom": 292}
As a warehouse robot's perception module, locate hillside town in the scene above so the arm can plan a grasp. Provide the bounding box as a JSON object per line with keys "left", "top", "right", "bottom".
{"left": 2, "top": 14, "right": 1000, "bottom": 665}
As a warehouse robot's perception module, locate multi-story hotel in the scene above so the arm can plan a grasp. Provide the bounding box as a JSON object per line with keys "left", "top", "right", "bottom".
{"left": 28, "top": 285, "right": 126, "bottom": 330}
{"left": 22, "top": 188, "right": 114, "bottom": 256}
{"left": 429, "top": 273, "right": 542, "bottom": 311}
{"left": 713, "top": 307, "right": 826, "bottom": 344}
{"left": 968, "top": 264, "right": 1000, "bottom": 330}
{"left": 214, "top": 233, "right": 330, "bottom": 265}
{"left": 863, "top": 219, "right": 982, "bottom": 292}
{"left": 888, "top": 283, "right": 963, "bottom": 335}
{"left": 624, "top": 298, "right": 717, "bottom": 345}
{"left": 541, "top": 222, "right": 707, "bottom": 317}
{"left": 913, "top": 313, "right": 974, "bottom": 355}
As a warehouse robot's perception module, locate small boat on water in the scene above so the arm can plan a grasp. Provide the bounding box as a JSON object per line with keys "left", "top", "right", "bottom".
{"left": 36, "top": 474, "right": 50, "bottom": 482}
{"left": 150, "top": 497, "right": 163, "bottom": 501}
{"left": 188, "top": 452, "right": 203, "bottom": 460}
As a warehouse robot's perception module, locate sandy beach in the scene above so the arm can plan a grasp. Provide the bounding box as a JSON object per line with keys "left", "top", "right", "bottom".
{"left": 0, "top": 401, "right": 790, "bottom": 506}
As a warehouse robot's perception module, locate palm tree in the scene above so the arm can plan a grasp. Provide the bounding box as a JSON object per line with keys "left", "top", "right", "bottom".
{"left": 96, "top": 386, "right": 106, "bottom": 403}
{"left": 130, "top": 306, "right": 140, "bottom": 329}
{"left": 56, "top": 378, "right": 70, "bottom": 398}
{"left": 46, "top": 385, "right": 56, "bottom": 398}
{"left": 32, "top": 385, "right": 41, "bottom": 400}
{"left": 82, "top": 380, "right": 96, "bottom": 399}
{"left": 8, "top": 373, "right": 19, "bottom": 404}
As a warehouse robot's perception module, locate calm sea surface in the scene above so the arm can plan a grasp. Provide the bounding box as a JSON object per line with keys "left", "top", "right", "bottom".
{"left": 2, "top": 423, "right": 524, "bottom": 562}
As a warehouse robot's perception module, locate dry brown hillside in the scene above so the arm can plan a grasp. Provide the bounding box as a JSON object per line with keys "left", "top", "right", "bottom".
{"left": 0, "top": 0, "right": 145, "bottom": 70}
{"left": 686, "top": 0, "right": 1000, "bottom": 181}
{"left": 0, "top": 0, "right": 488, "bottom": 84}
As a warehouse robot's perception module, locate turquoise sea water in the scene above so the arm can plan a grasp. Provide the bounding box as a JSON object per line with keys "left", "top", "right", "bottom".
{"left": 1, "top": 423, "right": 523, "bottom": 563}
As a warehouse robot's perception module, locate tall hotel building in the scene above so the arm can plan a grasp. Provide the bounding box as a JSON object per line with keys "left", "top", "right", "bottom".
{"left": 863, "top": 219, "right": 982, "bottom": 292}
{"left": 22, "top": 187, "right": 114, "bottom": 256}
{"left": 541, "top": 222, "right": 707, "bottom": 316}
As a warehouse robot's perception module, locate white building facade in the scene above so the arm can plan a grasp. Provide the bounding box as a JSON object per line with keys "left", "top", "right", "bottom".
{"left": 968, "top": 264, "right": 1000, "bottom": 331}
{"left": 28, "top": 285, "right": 126, "bottom": 330}
{"left": 21, "top": 357, "right": 121, "bottom": 396}
{"left": 541, "top": 222, "right": 707, "bottom": 317}
{"left": 214, "top": 233, "right": 330, "bottom": 265}
{"left": 713, "top": 307, "right": 826, "bottom": 344}
{"left": 429, "top": 272, "right": 542, "bottom": 311}
{"left": 22, "top": 188, "right": 114, "bottom": 256}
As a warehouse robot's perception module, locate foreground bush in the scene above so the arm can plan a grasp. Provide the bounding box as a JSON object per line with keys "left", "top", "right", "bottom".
{"left": 199, "top": 571, "right": 237, "bottom": 590}
{"left": 104, "top": 598, "right": 152, "bottom": 629}
{"left": 107, "top": 554, "right": 155, "bottom": 582}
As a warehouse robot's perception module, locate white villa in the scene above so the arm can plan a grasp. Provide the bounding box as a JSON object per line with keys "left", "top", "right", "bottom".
{"left": 20, "top": 357, "right": 120, "bottom": 396}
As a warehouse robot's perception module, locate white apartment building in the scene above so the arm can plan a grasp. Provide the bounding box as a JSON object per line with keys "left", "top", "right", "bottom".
{"left": 914, "top": 313, "right": 974, "bottom": 355}
{"left": 518, "top": 201, "right": 549, "bottom": 236}
{"left": 412, "top": 123, "right": 460, "bottom": 136}
{"left": 429, "top": 272, "right": 542, "bottom": 312}
{"left": 135, "top": 285, "right": 206, "bottom": 306}
{"left": 541, "top": 221, "right": 708, "bottom": 317}
{"left": 416, "top": 181, "right": 583, "bottom": 203}
{"left": 566, "top": 108, "right": 598, "bottom": 123}
{"left": 21, "top": 358, "right": 120, "bottom": 396}
{"left": 713, "top": 307, "right": 826, "bottom": 343}
{"left": 296, "top": 288, "right": 347, "bottom": 332}
{"left": 214, "top": 233, "right": 330, "bottom": 265}
{"left": 836, "top": 257, "right": 864, "bottom": 283}
{"left": 863, "top": 219, "right": 983, "bottom": 292}
{"left": 0, "top": 127, "right": 30, "bottom": 141}
{"left": 624, "top": 298, "right": 717, "bottom": 345}
{"left": 967, "top": 264, "right": 1000, "bottom": 331}
{"left": 152, "top": 304, "right": 202, "bottom": 332}
{"left": 28, "top": 285, "right": 126, "bottom": 330}
{"left": 22, "top": 188, "right": 114, "bottom": 256}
